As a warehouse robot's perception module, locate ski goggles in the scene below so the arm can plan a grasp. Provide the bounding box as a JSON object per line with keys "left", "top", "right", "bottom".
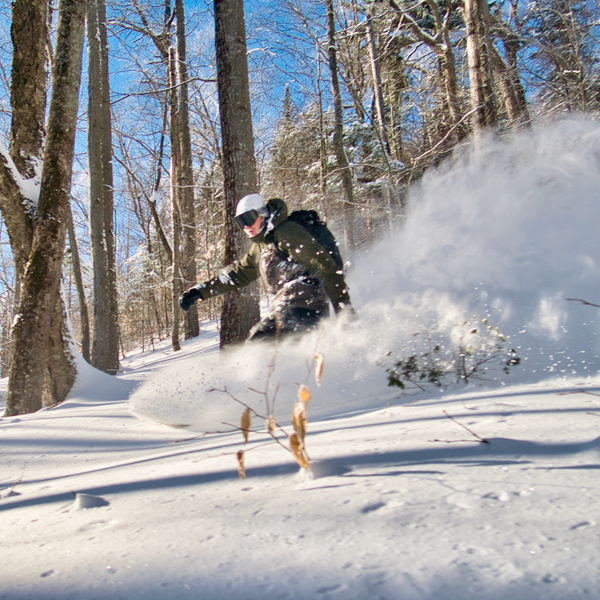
{"left": 235, "top": 209, "right": 264, "bottom": 229}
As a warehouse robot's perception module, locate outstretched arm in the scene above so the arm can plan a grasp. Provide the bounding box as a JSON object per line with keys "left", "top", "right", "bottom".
{"left": 180, "top": 247, "right": 260, "bottom": 311}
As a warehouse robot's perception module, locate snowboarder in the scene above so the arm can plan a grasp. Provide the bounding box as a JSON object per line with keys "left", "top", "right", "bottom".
{"left": 179, "top": 194, "right": 354, "bottom": 342}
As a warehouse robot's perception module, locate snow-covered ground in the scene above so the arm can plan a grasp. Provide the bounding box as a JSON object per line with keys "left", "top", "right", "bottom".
{"left": 2, "top": 117, "right": 600, "bottom": 599}
{"left": 2, "top": 330, "right": 600, "bottom": 599}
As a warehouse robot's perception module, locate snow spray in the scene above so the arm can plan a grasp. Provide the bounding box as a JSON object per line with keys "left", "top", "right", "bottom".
{"left": 131, "top": 117, "right": 600, "bottom": 431}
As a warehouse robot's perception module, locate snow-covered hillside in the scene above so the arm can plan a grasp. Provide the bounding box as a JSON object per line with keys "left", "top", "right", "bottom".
{"left": 2, "top": 117, "right": 600, "bottom": 599}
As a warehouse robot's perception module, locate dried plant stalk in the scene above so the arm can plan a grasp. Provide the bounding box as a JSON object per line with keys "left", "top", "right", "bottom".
{"left": 237, "top": 450, "right": 246, "bottom": 479}
{"left": 289, "top": 433, "right": 309, "bottom": 469}
{"left": 298, "top": 384, "right": 312, "bottom": 406}
{"left": 241, "top": 408, "right": 252, "bottom": 445}
{"left": 314, "top": 353, "right": 324, "bottom": 386}
{"left": 267, "top": 414, "right": 277, "bottom": 436}
{"left": 291, "top": 401, "right": 307, "bottom": 442}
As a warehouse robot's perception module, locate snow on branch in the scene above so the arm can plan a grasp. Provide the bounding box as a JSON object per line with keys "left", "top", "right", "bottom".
{"left": 0, "top": 140, "right": 41, "bottom": 212}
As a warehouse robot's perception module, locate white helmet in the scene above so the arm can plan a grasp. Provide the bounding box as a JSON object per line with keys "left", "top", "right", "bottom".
{"left": 235, "top": 194, "right": 268, "bottom": 229}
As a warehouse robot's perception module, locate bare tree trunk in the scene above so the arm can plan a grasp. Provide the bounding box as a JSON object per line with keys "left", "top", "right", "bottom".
{"left": 0, "top": 268, "right": 15, "bottom": 378}
{"left": 439, "top": 46, "right": 466, "bottom": 140}
{"left": 478, "top": 0, "right": 522, "bottom": 125}
{"left": 175, "top": 0, "right": 199, "bottom": 339}
{"left": 169, "top": 47, "right": 183, "bottom": 352}
{"left": 0, "top": 0, "right": 78, "bottom": 413}
{"left": 316, "top": 41, "right": 327, "bottom": 199}
{"left": 489, "top": 6, "right": 530, "bottom": 127}
{"left": 488, "top": 45, "right": 526, "bottom": 126}
{"left": 43, "top": 293, "right": 78, "bottom": 405}
{"left": 99, "top": 0, "right": 120, "bottom": 366}
{"left": 365, "top": 12, "right": 391, "bottom": 157}
{"left": 386, "top": 80, "right": 403, "bottom": 163}
{"left": 0, "top": 0, "right": 43, "bottom": 386}
{"left": 88, "top": 0, "right": 119, "bottom": 374}
{"left": 67, "top": 208, "right": 90, "bottom": 362}
{"left": 365, "top": 10, "right": 402, "bottom": 221}
{"left": 214, "top": 0, "right": 260, "bottom": 348}
{"left": 5, "top": 0, "right": 84, "bottom": 416}
{"left": 502, "top": 35, "right": 530, "bottom": 125}
{"left": 463, "top": 0, "right": 498, "bottom": 136}
{"left": 2, "top": 0, "right": 43, "bottom": 275}
{"left": 325, "top": 0, "right": 355, "bottom": 252}
{"left": 9, "top": 0, "right": 47, "bottom": 182}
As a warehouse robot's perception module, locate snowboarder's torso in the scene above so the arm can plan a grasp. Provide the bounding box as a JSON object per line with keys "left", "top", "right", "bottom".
{"left": 195, "top": 198, "right": 351, "bottom": 316}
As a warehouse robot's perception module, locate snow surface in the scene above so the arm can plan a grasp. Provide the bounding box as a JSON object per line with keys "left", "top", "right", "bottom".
{"left": 2, "top": 117, "right": 600, "bottom": 599}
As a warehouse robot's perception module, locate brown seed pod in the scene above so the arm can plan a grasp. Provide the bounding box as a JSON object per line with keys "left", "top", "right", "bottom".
{"left": 314, "top": 353, "right": 324, "bottom": 386}
{"left": 241, "top": 408, "right": 251, "bottom": 445}
{"left": 289, "top": 433, "right": 309, "bottom": 469}
{"left": 291, "top": 401, "right": 307, "bottom": 442}
{"left": 266, "top": 414, "right": 277, "bottom": 436}
{"left": 236, "top": 450, "right": 246, "bottom": 479}
{"left": 297, "top": 384, "right": 312, "bottom": 406}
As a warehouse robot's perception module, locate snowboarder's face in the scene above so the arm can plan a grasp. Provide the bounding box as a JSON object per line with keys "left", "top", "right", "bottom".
{"left": 244, "top": 215, "right": 263, "bottom": 237}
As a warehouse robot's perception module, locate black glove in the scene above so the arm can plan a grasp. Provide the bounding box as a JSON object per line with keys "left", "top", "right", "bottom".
{"left": 180, "top": 287, "right": 202, "bottom": 312}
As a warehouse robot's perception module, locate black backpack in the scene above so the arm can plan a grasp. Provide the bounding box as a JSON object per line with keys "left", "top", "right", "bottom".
{"left": 286, "top": 209, "right": 344, "bottom": 270}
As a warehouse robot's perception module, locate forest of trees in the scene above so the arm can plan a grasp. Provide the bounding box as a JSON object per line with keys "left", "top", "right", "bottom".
{"left": 0, "top": 0, "right": 598, "bottom": 414}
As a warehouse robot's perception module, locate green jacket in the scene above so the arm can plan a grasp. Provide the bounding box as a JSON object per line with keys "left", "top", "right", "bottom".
{"left": 195, "top": 198, "right": 351, "bottom": 314}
